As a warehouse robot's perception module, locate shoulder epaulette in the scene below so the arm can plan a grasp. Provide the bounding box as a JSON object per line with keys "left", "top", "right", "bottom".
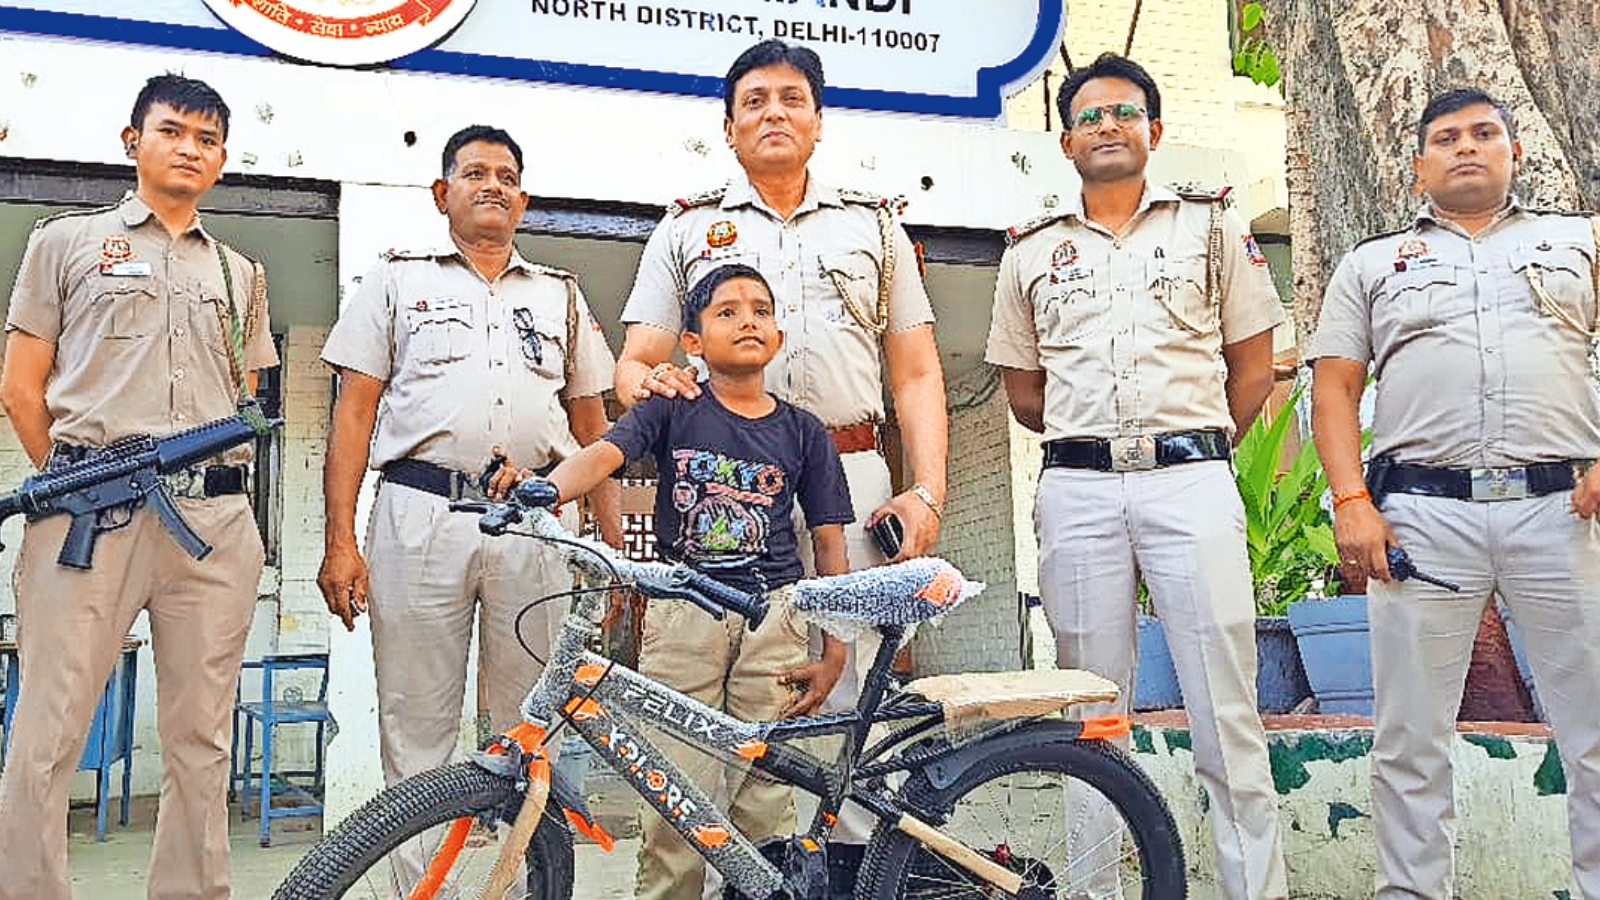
{"left": 527, "top": 263, "right": 578, "bottom": 281}
{"left": 382, "top": 248, "right": 437, "bottom": 261}
{"left": 838, "top": 189, "right": 908, "bottom": 215}
{"left": 1522, "top": 207, "right": 1600, "bottom": 218}
{"left": 1169, "top": 183, "right": 1234, "bottom": 205}
{"left": 31, "top": 204, "right": 114, "bottom": 232}
{"left": 1005, "top": 212, "right": 1066, "bottom": 246}
{"left": 667, "top": 187, "right": 727, "bottom": 217}
{"left": 1349, "top": 226, "right": 1411, "bottom": 251}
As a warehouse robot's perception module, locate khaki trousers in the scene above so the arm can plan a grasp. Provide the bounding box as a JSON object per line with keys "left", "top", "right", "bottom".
{"left": 1035, "top": 462, "right": 1287, "bottom": 900}
{"left": 795, "top": 449, "right": 891, "bottom": 846}
{"left": 0, "top": 497, "right": 263, "bottom": 900}
{"left": 364, "top": 480, "right": 570, "bottom": 897}
{"left": 634, "top": 587, "right": 809, "bottom": 900}
{"left": 1371, "top": 492, "right": 1600, "bottom": 900}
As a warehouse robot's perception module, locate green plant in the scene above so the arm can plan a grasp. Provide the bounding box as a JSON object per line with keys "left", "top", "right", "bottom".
{"left": 1234, "top": 384, "right": 1339, "bottom": 616}
{"left": 1229, "top": 1, "right": 1282, "bottom": 90}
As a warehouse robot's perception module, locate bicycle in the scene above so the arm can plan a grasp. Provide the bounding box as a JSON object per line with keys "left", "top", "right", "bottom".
{"left": 273, "top": 480, "right": 1186, "bottom": 900}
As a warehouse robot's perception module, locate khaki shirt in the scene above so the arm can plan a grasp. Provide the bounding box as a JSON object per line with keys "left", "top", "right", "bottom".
{"left": 1308, "top": 199, "right": 1600, "bottom": 467}
{"left": 985, "top": 183, "right": 1283, "bottom": 442}
{"left": 321, "top": 247, "right": 615, "bottom": 473}
{"left": 621, "top": 174, "right": 935, "bottom": 429}
{"left": 6, "top": 194, "right": 277, "bottom": 450}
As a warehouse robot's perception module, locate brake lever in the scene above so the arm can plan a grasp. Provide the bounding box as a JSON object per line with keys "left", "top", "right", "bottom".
{"left": 1386, "top": 546, "right": 1461, "bottom": 592}
{"left": 450, "top": 500, "right": 491, "bottom": 514}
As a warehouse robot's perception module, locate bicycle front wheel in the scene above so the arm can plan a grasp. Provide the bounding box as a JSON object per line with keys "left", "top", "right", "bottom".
{"left": 272, "top": 760, "right": 574, "bottom": 900}
{"left": 857, "top": 731, "right": 1185, "bottom": 900}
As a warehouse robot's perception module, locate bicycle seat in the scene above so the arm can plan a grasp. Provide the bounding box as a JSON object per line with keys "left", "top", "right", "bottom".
{"left": 791, "top": 557, "right": 983, "bottom": 640}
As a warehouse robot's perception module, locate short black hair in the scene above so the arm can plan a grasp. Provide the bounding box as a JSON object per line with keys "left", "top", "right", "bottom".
{"left": 684, "top": 264, "right": 772, "bottom": 334}
{"left": 130, "top": 74, "right": 230, "bottom": 140}
{"left": 1417, "top": 88, "right": 1516, "bottom": 154}
{"left": 1057, "top": 53, "right": 1161, "bottom": 129}
{"left": 723, "top": 39, "right": 825, "bottom": 120}
{"left": 441, "top": 125, "right": 524, "bottom": 179}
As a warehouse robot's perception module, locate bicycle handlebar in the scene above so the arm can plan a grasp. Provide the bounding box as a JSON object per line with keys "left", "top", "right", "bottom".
{"left": 449, "top": 496, "right": 770, "bottom": 629}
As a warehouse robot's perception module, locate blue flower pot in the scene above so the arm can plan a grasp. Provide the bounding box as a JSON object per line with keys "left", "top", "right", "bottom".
{"left": 1255, "top": 615, "right": 1312, "bottom": 714}
{"left": 1287, "top": 595, "right": 1373, "bottom": 715}
{"left": 1134, "top": 615, "right": 1183, "bottom": 711}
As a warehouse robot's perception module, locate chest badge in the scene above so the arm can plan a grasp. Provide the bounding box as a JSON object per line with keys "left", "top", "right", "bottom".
{"left": 1393, "top": 238, "right": 1436, "bottom": 273}
{"left": 1051, "top": 239, "right": 1079, "bottom": 269}
{"left": 706, "top": 221, "right": 738, "bottom": 249}
{"left": 99, "top": 234, "right": 136, "bottom": 275}
{"left": 1242, "top": 233, "right": 1268, "bottom": 266}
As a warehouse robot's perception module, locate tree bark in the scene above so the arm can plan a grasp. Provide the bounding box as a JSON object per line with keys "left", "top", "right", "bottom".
{"left": 1264, "top": 0, "right": 1597, "bottom": 333}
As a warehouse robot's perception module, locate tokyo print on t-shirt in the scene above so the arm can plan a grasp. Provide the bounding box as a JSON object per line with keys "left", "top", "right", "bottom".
{"left": 605, "top": 392, "right": 854, "bottom": 594}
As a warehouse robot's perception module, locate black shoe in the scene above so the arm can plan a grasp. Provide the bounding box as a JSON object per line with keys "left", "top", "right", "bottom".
{"left": 826, "top": 842, "right": 865, "bottom": 900}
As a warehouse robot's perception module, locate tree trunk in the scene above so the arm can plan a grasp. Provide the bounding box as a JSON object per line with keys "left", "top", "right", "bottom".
{"left": 1263, "top": 0, "right": 1597, "bottom": 332}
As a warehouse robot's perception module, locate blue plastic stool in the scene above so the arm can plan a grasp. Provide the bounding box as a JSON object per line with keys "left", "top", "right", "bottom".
{"left": 231, "top": 652, "right": 330, "bottom": 847}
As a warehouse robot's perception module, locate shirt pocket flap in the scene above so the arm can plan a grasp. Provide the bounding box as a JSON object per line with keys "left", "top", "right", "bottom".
{"left": 1511, "top": 242, "right": 1593, "bottom": 277}
{"left": 1382, "top": 266, "right": 1458, "bottom": 296}
{"left": 819, "top": 250, "right": 879, "bottom": 285}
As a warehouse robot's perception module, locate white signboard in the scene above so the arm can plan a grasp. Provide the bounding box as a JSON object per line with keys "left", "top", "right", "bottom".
{"left": 0, "top": 0, "right": 1064, "bottom": 117}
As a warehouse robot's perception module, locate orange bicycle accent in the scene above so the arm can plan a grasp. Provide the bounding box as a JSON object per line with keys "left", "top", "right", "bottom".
{"left": 733, "top": 738, "right": 768, "bottom": 760}
{"left": 406, "top": 816, "right": 472, "bottom": 900}
{"left": 564, "top": 809, "right": 617, "bottom": 852}
{"left": 1080, "top": 714, "right": 1132, "bottom": 740}
{"left": 563, "top": 697, "right": 605, "bottom": 721}
{"left": 692, "top": 824, "right": 733, "bottom": 848}
{"left": 573, "top": 662, "right": 608, "bottom": 685}
{"left": 486, "top": 721, "right": 548, "bottom": 757}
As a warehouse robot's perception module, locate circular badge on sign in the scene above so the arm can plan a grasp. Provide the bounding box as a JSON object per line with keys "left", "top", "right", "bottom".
{"left": 202, "top": 0, "right": 476, "bottom": 67}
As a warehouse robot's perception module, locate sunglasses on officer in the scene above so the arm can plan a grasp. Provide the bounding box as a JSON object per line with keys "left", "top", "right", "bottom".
{"left": 512, "top": 307, "right": 542, "bottom": 366}
{"left": 1072, "top": 102, "right": 1147, "bottom": 130}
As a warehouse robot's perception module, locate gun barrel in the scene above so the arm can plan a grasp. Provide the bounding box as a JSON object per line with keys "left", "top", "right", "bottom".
{"left": 155, "top": 414, "right": 265, "bottom": 472}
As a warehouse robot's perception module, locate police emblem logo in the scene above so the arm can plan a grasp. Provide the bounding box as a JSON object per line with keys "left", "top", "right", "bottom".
{"left": 99, "top": 235, "right": 135, "bottom": 274}
{"left": 1051, "top": 240, "right": 1078, "bottom": 269}
{"left": 201, "top": 0, "right": 476, "bottom": 67}
{"left": 706, "top": 221, "right": 738, "bottom": 249}
{"left": 1242, "top": 234, "right": 1268, "bottom": 266}
{"left": 1397, "top": 239, "right": 1430, "bottom": 259}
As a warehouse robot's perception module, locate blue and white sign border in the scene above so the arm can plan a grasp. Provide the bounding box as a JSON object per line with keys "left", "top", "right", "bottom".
{"left": 0, "top": 4, "right": 1065, "bottom": 118}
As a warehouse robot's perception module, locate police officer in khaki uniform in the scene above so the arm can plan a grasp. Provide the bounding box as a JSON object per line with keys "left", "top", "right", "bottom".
{"left": 1311, "top": 88, "right": 1600, "bottom": 900}
{"left": 317, "top": 125, "right": 617, "bottom": 894}
{"left": 616, "top": 39, "right": 947, "bottom": 900}
{"left": 986, "top": 54, "right": 1287, "bottom": 900}
{"left": 0, "top": 75, "right": 275, "bottom": 900}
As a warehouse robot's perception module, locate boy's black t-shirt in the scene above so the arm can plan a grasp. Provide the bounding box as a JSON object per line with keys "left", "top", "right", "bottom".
{"left": 604, "top": 392, "right": 854, "bottom": 593}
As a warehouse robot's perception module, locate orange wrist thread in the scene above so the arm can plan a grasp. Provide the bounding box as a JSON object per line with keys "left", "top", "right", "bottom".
{"left": 1332, "top": 488, "right": 1372, "bottom": 511}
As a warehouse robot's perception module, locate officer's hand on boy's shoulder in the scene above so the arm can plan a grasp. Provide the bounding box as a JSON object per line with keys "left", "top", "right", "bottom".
{"left": 777, "top": 637, "right": 848, "bottom": 718}
{"left": 634, "top": 362, "right": 699, "bottom": 403}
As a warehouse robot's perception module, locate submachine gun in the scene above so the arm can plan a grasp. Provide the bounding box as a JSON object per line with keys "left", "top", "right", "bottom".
{"left": 0, "top": 400, "right": 281, "bottom": 569}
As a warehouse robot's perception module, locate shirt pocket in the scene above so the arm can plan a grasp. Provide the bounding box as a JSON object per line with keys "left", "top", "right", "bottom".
{"left": 1376, "top": 265, "right": 1464, "bottom": 330}
{"left": 818, "top": 250, "right": 882, "bottom": 331}
{"left": 511, "top": 308, "right": 567, "bottom": 381}
{"left": 1512, "top": 242, "right": 1595, "bottom": 330}
{"left": 1152, "top": 256, "right": 1217, "bottom": 335}
{"left": 404, "top": 304, "right": 474, "bottom": 365}
{"left": 192, "top": 285, "right": 236, "bottom": 362}
{"left": 88, "top": 277, "right": 157, "bottom": 340}
{"left": 1031, "top": 270, "right": 1108, "bottom": 346}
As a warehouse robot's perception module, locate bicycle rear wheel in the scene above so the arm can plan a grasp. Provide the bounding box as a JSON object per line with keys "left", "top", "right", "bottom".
{"left": 856, "top": 728, "right": 1185, "bottom": 900}
{"left": 272, "top": 760, "right": 574, "bottom": 900}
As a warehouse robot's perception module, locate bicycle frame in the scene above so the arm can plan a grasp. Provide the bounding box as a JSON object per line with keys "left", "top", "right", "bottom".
{"left": 513, "top": 573, "right": 946, "bottom": 899}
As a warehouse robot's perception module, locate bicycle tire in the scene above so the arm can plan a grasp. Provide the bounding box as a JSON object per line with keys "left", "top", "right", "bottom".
{"left": 271, "top": 760, "right": 574, "bottom": 900}
{"left": 856, "top": 728, "right": 1186, "bottom": 900}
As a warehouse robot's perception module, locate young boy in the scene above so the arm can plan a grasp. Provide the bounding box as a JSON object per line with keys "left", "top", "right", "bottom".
{"left": 520, "top": 263, "right": 853, "bottom": 900}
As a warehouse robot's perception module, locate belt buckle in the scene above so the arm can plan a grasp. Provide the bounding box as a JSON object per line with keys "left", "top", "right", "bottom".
{"left": 1109, "top": 435, "right": 1158, "bottom": 472}
{"left": 1470, "top": 467, "right": 1528, "bottom": 501}
{"left": 162, "top": 467, "right": 205, "bottom": 499}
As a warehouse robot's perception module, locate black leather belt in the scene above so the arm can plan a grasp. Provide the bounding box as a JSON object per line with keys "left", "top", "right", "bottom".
{"left": 383, "top": 458, "right": 554, "bottom": 500}
{"left": 1384, "top": 461, "right": 1583, "bottom": 502}
{"left": 1043, "top": 430, "right": 1231, "bottom": 472}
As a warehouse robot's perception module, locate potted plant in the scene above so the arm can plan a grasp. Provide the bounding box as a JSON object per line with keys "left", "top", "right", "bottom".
{"left": 1233, "top": 383, "right": 1331, "bottom": 714}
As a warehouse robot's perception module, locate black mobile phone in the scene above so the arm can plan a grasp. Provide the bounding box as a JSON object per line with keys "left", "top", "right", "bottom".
{"left": 869, "top": 513, "right": 904, "bottom": 559}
